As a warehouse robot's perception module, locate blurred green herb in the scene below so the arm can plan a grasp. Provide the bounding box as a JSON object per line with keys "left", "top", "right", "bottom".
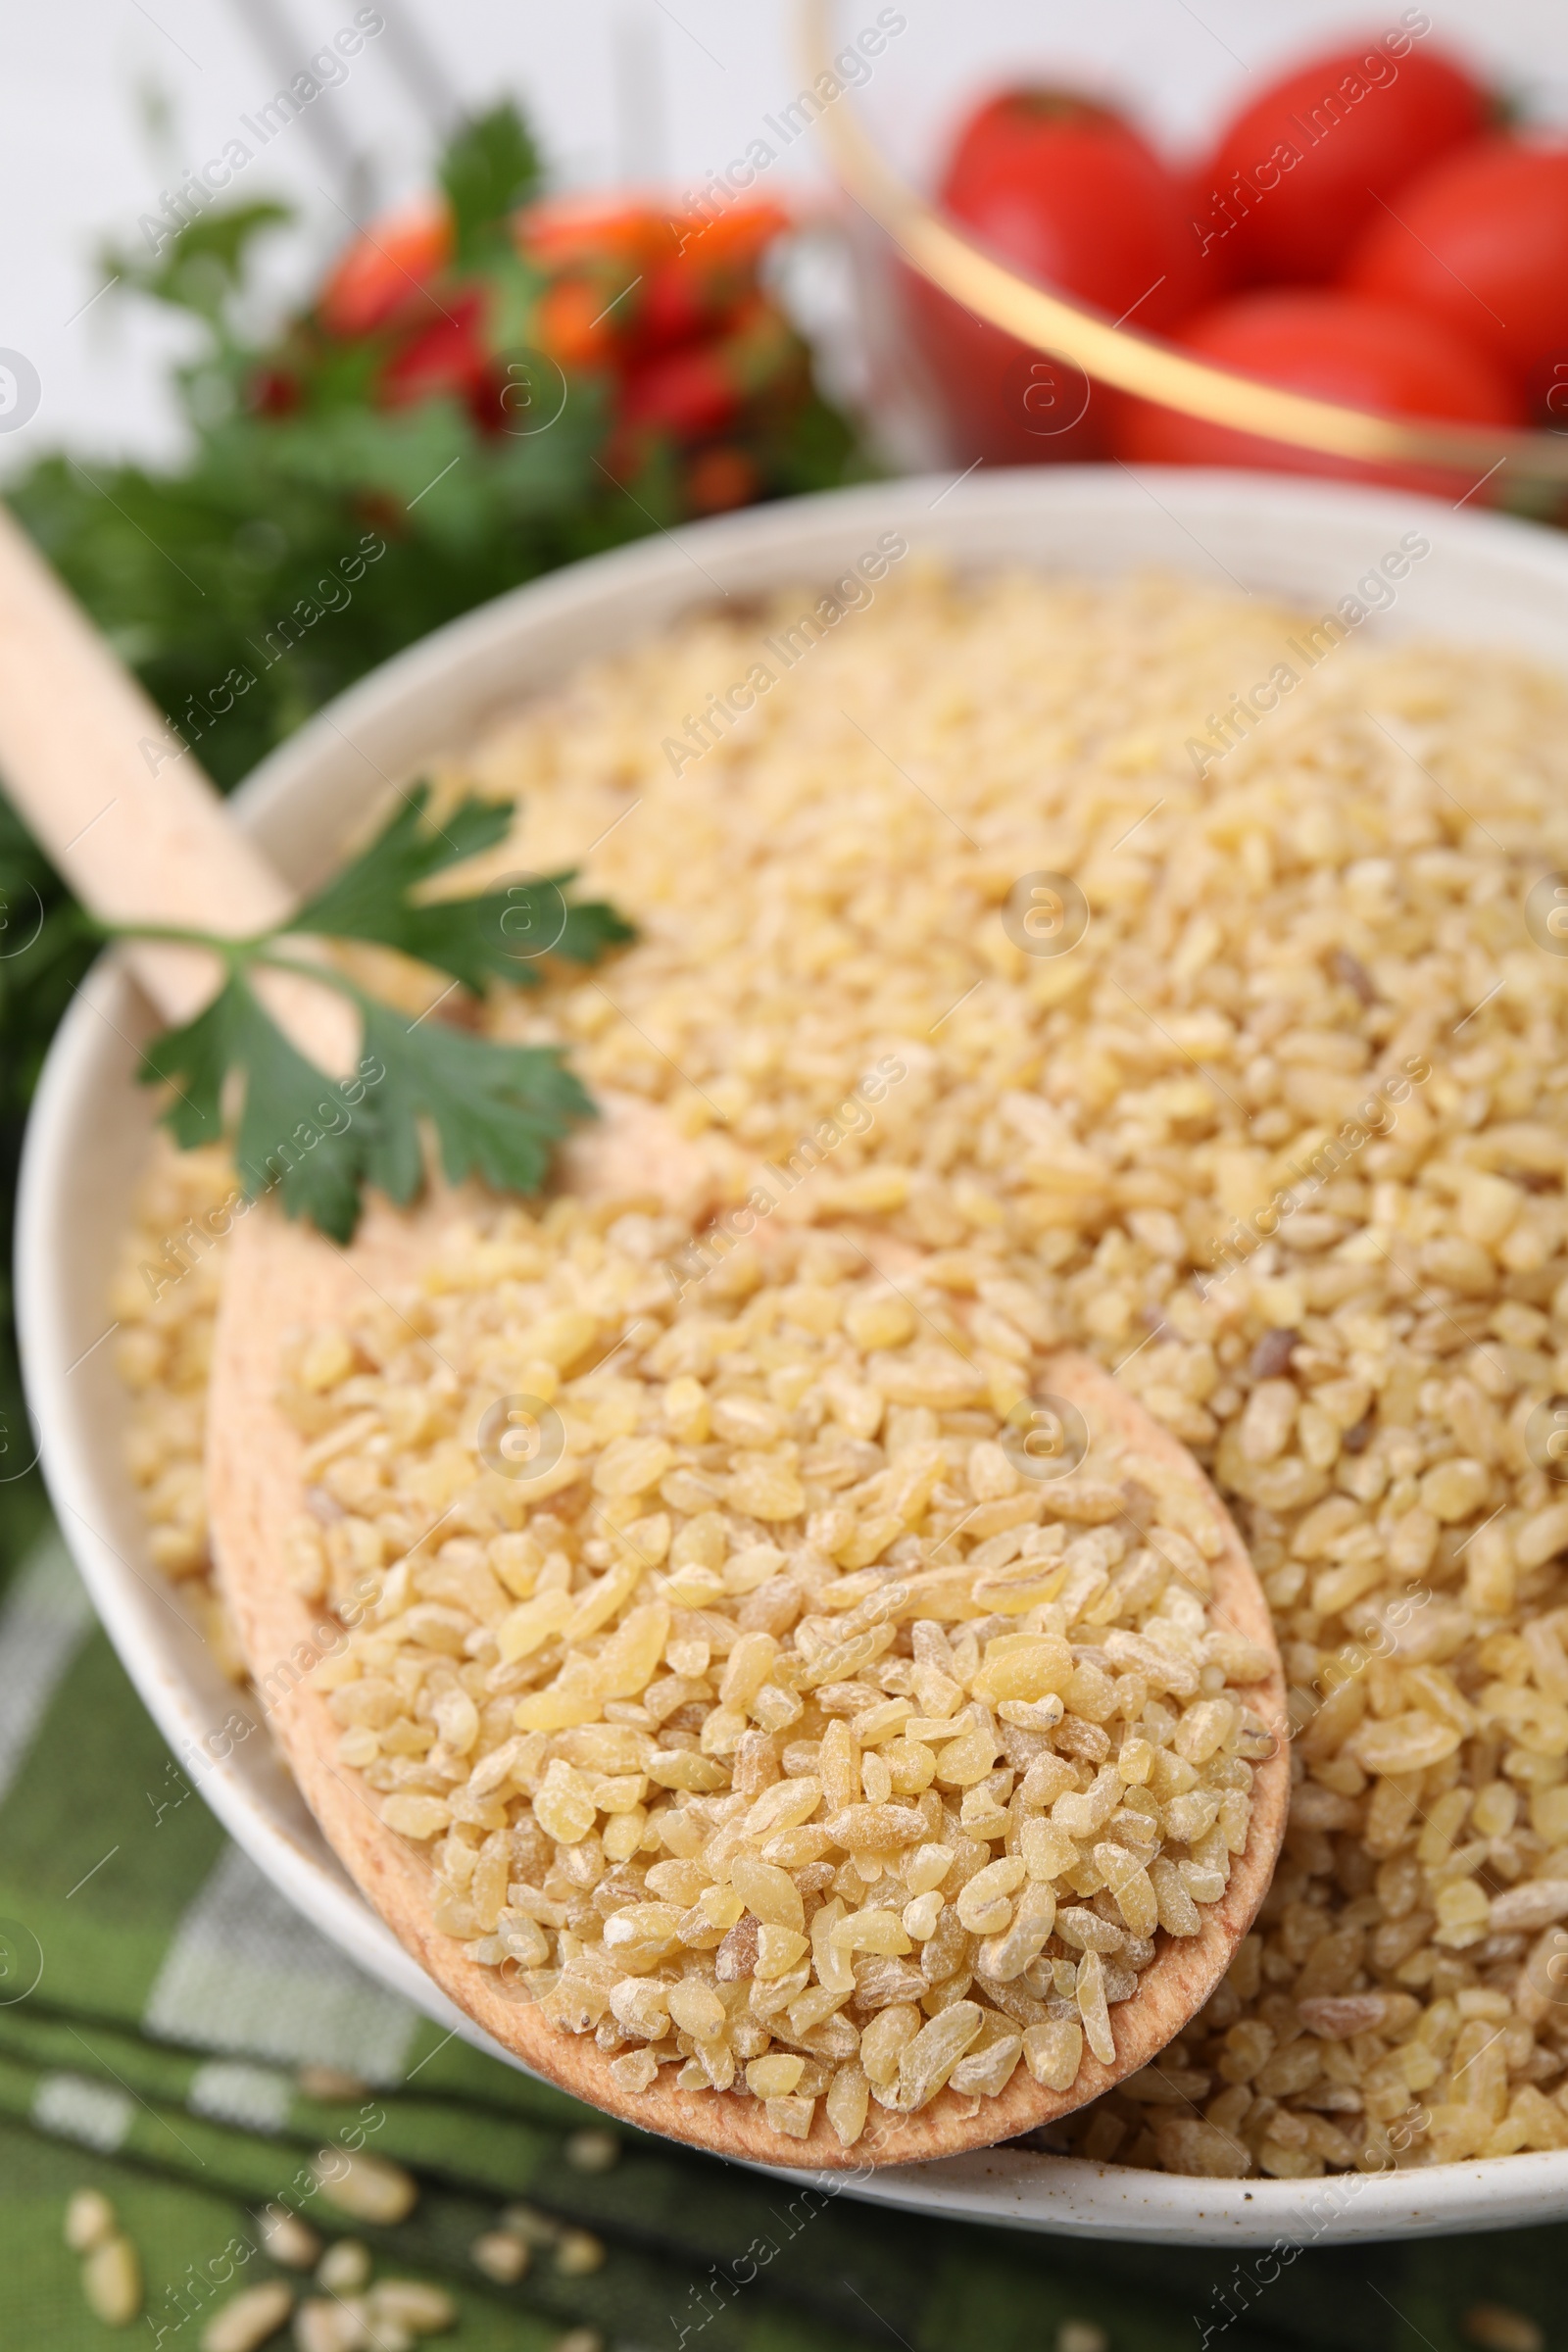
{"left": 441, "top": 101, "right": 542, "bottom": 263}
{"left": 0, "top": 805, "right": 96, "bottom": 1551}
{"left": 112, "top": 197, "right": 294, "bottom": 327}
{"left": 10, "top": 97, "right": 860, "bottom": 799}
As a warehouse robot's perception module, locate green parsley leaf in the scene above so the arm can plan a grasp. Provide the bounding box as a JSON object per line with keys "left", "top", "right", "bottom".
{"left": 441, "top": 102, "right": 542, "bottom": 266}
{"left": 358, "top": 1000, "right": 592, "bottom": 1203}
{"left": 291, "top": 784, "right": 512, "bottom": 943}
{"left": 140, "top": 972, "right": 368, "bottom": 1241}
{"left": 138, "top": 984, "right": 236, "bottom": 1152}
{"left": 292, "top": 784, "right": 633, "bottom": 993}
{"left": 101, "top": 200, "right": 293, "bottom": 330}
{"left": 130, "top": 786, "right": 630, "bottom": 1242}
{"left": 231, "top": 982, "right": 368, "bottom": 1240}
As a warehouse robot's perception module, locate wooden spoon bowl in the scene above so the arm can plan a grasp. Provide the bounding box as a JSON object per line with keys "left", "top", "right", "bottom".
{"left": 207, "top": 1173, "right": 1288, "bottom": 2171}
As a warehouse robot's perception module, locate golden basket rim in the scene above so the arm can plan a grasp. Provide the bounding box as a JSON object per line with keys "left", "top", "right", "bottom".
{"left": 801, "top": 0, "right": 1568, "bottom": 488}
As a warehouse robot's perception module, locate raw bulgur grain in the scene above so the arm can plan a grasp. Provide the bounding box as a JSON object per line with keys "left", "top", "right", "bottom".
{"left": 470, "top": 2230, "right": 529, "bottom": 2283}
{"left": 1462, "top": 2307, "right": 1544, "bottom": 2352}
{"left": 200, "top": 2281, "right": 296, "bottom": 2352}
{"left": 63, "top": 2187, "right": 117, "bottom": 2253}
{"left": 366, "top": 2279, "right": 457, "bottom": 2333}
{"left": 310, "top": 2149, "right": 416, "bottom": 2225}
{"left": 81, "top": 2232, "right": 141, "bottom": 2326}
{"left": 262, "top": 1197, "right": 1267, "bottom": 2144}
{"left": 315, "top": 2240, "right": 370, "bottom": 2293}
{"left": 115, "top": 565, "right": 1568, "bottom": 2173}
{"left": 563, "top": 2126, "right": 620, "bottom": 2170}
{"left": 255, "top": 2206, "right": 321, "bottom": 2271}
{"left": 293, "top": 2303, "right": 358, "bottom": 2352}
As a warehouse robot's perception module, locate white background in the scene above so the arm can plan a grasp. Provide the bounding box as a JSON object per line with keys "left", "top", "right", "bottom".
{"left": 5, "top": 0, "right": 1568, "bottom": 471}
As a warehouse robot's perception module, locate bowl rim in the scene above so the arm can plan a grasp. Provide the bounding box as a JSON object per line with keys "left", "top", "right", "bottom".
{"left": 21, "top": 465, "right": 1568, "bottom": 2238}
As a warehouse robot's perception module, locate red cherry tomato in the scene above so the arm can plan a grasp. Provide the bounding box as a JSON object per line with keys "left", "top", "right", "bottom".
{"left": 941, "top": 89, "right": 1205, "bottom": 332}
{"left": 906, "top": 87, "right": 1206, "bottom": 466}
{"left": 318, "top": 197, "right": 453, "bottom": 337}
{"left": 1344, "top": 138, "right": 1568, "bottom": 412}
{"left": 897, "top": 268, "right": 1106, "bottom": 466}
{"left": 1195, "top": 39, "right": 1488, "bottom": 283}
{"left": 1111, "top": 289, "right": 1524, "bottom": 501}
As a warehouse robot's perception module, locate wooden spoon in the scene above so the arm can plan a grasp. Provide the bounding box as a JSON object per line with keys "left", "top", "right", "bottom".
{"left": 0, "top": 506, "right": 1288, "bottom": 2170}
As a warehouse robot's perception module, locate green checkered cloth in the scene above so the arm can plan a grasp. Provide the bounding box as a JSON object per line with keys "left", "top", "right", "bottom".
{"left": 0, "top": 1525, "right": 1561, "bottom": 2351}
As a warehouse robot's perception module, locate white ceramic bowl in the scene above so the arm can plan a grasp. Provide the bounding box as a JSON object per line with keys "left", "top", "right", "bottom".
{"left": 21, "top": 469, "right": 1568, "bottom": 2241}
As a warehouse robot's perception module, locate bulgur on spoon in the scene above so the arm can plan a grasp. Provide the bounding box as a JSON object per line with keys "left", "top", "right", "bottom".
{"left": 207, "top": 1170, "right": 1288, "bottom": 2167}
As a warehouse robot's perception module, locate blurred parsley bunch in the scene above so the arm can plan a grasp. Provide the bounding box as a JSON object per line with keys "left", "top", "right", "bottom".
{"left": 14, "top": 104, "right": 861, "bottom": 790}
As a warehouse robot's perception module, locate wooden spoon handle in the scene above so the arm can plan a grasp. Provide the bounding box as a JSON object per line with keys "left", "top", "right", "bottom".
{"left": 0, "top": 502, "right": 355, "bottom": 1067}
{"left": 0, "top": 503, "right": 292, "bottom": 1021}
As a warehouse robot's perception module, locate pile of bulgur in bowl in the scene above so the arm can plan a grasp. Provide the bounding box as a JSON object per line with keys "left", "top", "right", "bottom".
{"left": 114, "top": 553, "right": 1568, "bottom": 2180}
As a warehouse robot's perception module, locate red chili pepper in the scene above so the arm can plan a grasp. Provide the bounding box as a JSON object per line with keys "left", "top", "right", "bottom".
{"left": 378, "top": 287, "right": 490, "bottom": 411}
{"left": 685, "top": 445, "right": 760, "bottom": 513}
{"left": 637, "top": 255, "right": 750, "bottom": 350}
{"left": 681, "top": 198, "right": 791, "bottom": 261}
{"left": 247, "top": 364, "right": 300, "bottom": 417}
{"left": 640, "top": 201, "right": 791, "bottom": 348}
{"left": 319, "top": 196, "right": 453, "bottom": 337}
{"left": 532, "top": 277, "right": 619, "bottom": 369}
{"left": 515, "top": 194, "right": 675, "bottom": 273}
{"left": 618, "top": 342, "right": 741, "bottom": 438}
{"left": 621, "top": 295, "right": 802, "bottom": 437}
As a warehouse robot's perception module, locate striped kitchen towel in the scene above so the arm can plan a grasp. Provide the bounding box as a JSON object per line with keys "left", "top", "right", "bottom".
{"left": 0, "top": 1526, "right": 1559, "bottom": 2352}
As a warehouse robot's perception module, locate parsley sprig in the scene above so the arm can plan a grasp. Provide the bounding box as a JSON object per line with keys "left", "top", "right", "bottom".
{"left": 118, "top": 787, "right": 631, "bottom": 1243}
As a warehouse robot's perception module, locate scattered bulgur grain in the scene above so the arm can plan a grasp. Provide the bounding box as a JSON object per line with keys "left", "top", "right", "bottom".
{"left": 470, "top": 2230, "right": 530, "bottom": 2282}
{"left": 256, "top": 2205, "right": 321, "bottom": 2270}
{"left": 497, "top": 2203, "right": 560, "bottom": 2246}
{"left": 1462, "top": 2306, "right": 1544, "bottom": 2352}
{"left": 63, "top": 2187, "right": 116, "bottom": 2252}
{"left": 368, "top": 2279, "right": 457, "bottom": 2334}
{"left": 310, "top": 2149, "right": 416, "bottom": 2225}
{"left": 554, "top": 2229, "right": 608, "bottom": 2278}
{"left": 564, "top": 2127, "right": 620, "bottom": 2171}
{"left": 81, "top": 2233, "right": 141, "bottom": 2326}
{"left": 296, "top": 2065, "right": 370, "bottom": 2103}
{"left": 316, "top": 2239, "right": 370, "bottom": 2293}
{"left": 200, "top": 2280, "right": 295, "bottom": 2352}
{"left": 293, "top": 2303, "right": 360, "bottom": 2352}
